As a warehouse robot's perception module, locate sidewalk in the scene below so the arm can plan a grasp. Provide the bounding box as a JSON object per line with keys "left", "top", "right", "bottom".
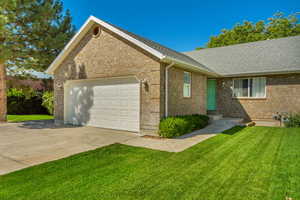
{"left": 122, "top": 118, "right": 243, "bottom": 152}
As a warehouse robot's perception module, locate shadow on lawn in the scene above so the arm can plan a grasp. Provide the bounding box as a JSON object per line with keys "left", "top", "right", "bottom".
{"left": 222, "top": 126, "right": 246, "bottom": 135}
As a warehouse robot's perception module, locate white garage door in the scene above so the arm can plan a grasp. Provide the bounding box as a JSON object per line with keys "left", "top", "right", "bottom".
{"left": 64, "top": 77, "right": 140, "bottom": 132}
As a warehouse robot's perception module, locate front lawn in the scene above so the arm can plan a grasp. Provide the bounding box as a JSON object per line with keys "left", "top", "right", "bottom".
{"left": 7, "top": 114, "right": 54, "bottom": 122}
{"left": 0, "top": 127, "right": 299, "bottom": 200}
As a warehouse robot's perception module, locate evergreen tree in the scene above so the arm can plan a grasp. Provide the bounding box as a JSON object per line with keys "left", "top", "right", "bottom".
{"left": 0, "top": 0, "right": 75, "bottom": 121}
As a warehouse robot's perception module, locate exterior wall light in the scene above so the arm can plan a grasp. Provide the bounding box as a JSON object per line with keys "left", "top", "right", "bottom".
{"left": 56, "top": 81, "right": 63, "bottom": 89}
{"left": 141, "top": 79, "right": 149, "bottom": 91}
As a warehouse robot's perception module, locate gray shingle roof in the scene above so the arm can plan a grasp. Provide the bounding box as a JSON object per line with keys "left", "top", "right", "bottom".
{"left": 184, "top": 36, "right": 300, "bottom": 76}
{"left": 107, "top": 22, "right": 215, "bottom": 73}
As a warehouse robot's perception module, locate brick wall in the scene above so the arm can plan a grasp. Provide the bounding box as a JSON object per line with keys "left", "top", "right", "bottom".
{"left": 216, "top": 74, "right": 300, "bottom": 120}
{"left": 166, "top": 66, "right": 207, "bottom": 116}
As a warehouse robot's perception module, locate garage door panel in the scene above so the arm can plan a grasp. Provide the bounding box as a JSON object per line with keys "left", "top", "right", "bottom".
{"left": 65, "top": 79, "right": 140, "bottom": 132}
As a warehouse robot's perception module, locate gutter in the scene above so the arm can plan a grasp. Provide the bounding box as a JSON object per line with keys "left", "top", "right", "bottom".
{"left": 222, "top": 69, "right": 300, "bottom": 77}
{"left": 165, "top": 62, "right": 175, "bottom": 118}
{"left": 161, "top": 56, "right": 220, "bottom": 77}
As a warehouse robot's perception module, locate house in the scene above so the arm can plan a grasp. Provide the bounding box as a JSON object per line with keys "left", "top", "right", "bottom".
{"left": 7, "top": 76, "right": 53, "bottom": 91}
{"left": 46, "top": 16, "right": 300, "bottom": 134}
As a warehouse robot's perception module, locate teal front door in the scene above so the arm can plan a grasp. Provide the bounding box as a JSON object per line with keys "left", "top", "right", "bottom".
{"left": 207, "top": 79, "right": 216, "bottom": 111}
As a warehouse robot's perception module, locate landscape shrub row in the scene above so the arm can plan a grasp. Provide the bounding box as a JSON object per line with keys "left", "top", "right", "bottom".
{"left": 159, "top": 114, "right": 209, "bottom": 138}
{"left": 285, "top": 114, "right": 300, "bottom": 128}
{"left": 7, "top": 88, "right": 54, "bottom": 115}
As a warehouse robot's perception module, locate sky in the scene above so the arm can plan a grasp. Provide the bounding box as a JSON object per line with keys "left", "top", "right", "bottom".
{"left": 61, "top": 0, "right": 299, "bottom": 52}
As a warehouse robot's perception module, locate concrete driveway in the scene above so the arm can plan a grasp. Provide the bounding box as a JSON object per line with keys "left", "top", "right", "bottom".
{"left": 0, "top": 120, "right": 139, "bottom": 175}
{"left": 0, "top": 118, "right": 239, "bottom": 175}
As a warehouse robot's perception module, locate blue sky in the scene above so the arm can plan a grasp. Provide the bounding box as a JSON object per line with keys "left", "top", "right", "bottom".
{"left": 62, "top": 0, "right": 299, "bottom": 52}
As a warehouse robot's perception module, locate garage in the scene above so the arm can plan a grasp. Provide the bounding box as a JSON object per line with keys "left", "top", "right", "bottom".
{"left": 64, "top": 77, "right": 140, "bottom": 132}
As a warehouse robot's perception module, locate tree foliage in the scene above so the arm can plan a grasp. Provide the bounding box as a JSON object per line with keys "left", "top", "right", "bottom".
{"left": 198, "top": 12, "right": 300, "bottom": 49}
{"left": 0, "top": 0, "right": 76, "bottom": 73}
{"left": 0, "top": 0, "right": 75, "bottom": 121}
{"left": 42, "top": 91, "right": 54, "bottom": 115}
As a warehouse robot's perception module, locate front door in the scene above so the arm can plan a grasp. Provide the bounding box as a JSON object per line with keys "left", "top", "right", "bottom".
{"left": 207, "top": 79, "right": 216, "bottom": 111}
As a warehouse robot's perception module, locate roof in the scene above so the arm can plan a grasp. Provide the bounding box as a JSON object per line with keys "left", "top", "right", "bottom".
{"left": 47, "top": 16, "right": 300, "bottom": 77}
{"left": 108, "top": 22, "right": 214, "bottom": 72}
{"left": 46, "top": 16, "right": 217, "bottom": 76}
{"left": 184, "top": 36, "right": 300, "bottom": 76}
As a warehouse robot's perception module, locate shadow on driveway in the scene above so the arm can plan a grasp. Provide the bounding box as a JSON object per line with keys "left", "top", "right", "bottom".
{"left": 14, "top": 120, "right": 79, "bottom": 129}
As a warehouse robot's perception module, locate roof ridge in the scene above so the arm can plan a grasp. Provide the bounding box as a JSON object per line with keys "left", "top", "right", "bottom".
{"left": 183, "top": 35, "right": 300, "bottom": 76}
{"left": 104, "top": 18, "right": 216, "bottom": 73}
{"left": 46, "top": 16, "right": 218, "bottom": 76}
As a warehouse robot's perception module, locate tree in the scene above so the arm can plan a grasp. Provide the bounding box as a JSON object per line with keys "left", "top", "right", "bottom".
{"left": 0, "top": 0, "right": 75, "bottom": 121}
{"left": 197, "top": 12, "right": 300, "bottom": 49}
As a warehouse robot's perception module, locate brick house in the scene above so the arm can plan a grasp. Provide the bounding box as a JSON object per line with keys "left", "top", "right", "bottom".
{"left": 6, "top": 76, "right": 53, "bottom": 91}
{"left": 46, "top": 16, "right": 300, "bottom": 134}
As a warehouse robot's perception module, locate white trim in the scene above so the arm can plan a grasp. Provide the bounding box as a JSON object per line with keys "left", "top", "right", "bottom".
{"left": 232, "top": 77, "right": 267, "bottom": 98}
{"left": 90, "top": 16, "right": 165, "bottom": 59}
{"left": 64, "top": 75, "right": 140, "bottom": 86}
{"left": 46, "top": 17, "right": 94, "bottom": 74}
{"left": 46, "top": 16, "right": 219, "bottom": 77}
{"left": 46, "top": 16, "right": 165, "bottom": 74}
{"left": 45, "top": 15, "right": 299, "bottom": 78}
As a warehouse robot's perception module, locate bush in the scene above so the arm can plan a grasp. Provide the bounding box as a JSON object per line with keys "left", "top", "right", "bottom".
{"left": 7, "top": 88, "right": 49, "bottom": 115}
{"left": 159, "top": 114, "right": 209, "bottom": 138}
{"left": 285, "top": 114, "right": 300, "bottom": 128}
{"left": 42, "top": 91, "right": 54, "bottom": 115}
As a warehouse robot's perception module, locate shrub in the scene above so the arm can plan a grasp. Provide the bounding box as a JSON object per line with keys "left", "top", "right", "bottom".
{"left": 42, "top": 91, "right": 54, "bottom": 115}
{"left": 159, "top": 114, "right": 209, "bottom": 138}
{"left": 7, "top": 88, "right": 49, "bottom": 115}
{"left": 285, "top": 114, "right": 300, "bottom": 128}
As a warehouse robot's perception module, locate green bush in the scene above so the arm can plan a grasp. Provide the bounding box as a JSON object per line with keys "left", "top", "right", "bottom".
{"left": 42, "top": 91, "right": 54, "bottom": 115}
{"left": 7, "top": 87, "right": 37, "bottom": 99}
{"left": 285, "top": 114, "right": 300, "bottom": 128}
{"left": 159, "top": 114, "right": 209, "bottom": 138}
{"left": 7, "top": 88, "right": 50, "bottom": 115}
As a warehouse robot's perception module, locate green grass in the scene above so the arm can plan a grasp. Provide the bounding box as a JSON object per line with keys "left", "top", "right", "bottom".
{"left": 7, "top": 114, "right": 54, "bottom": 122}
{"left": 0, "top": 126, "right": 299, "bottom": 200}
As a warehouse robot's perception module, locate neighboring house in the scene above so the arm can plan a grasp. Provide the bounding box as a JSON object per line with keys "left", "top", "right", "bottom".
{"left": 46, "top": 16, "right": 300, "bottom": 134}
{"left": 7, "top": 76, "right": 53, "bottom": 91}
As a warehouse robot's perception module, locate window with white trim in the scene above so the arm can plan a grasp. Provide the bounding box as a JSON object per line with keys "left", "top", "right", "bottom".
{"left": 233, "top": 77, "right": 266, "bottom": 98}
{"left": 183, "top": 71, "right": 191, "bottom": 97}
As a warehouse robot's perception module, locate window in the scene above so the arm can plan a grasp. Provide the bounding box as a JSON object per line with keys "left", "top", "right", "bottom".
{"left": 233, "top": 77, "right": 266, "bottom": 98}
{"left": 183, "top": 71, "right": 191, "bottom": 97}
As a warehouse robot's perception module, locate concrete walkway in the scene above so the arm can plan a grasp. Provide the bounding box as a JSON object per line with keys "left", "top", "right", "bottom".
{"left": 0, "top": 118, "right": 241, "bottom": 175}
{"left": 123, "top": 118, "right": 243, "bottom": 152}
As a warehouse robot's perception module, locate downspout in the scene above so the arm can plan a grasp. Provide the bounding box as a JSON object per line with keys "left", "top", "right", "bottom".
{"left": 165, "top": 62, "right": 175, "bottom": 118}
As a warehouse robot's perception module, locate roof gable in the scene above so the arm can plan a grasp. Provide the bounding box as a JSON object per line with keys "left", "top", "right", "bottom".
{"left": 46, "top": 16, "right": 217, "bottom": 76}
